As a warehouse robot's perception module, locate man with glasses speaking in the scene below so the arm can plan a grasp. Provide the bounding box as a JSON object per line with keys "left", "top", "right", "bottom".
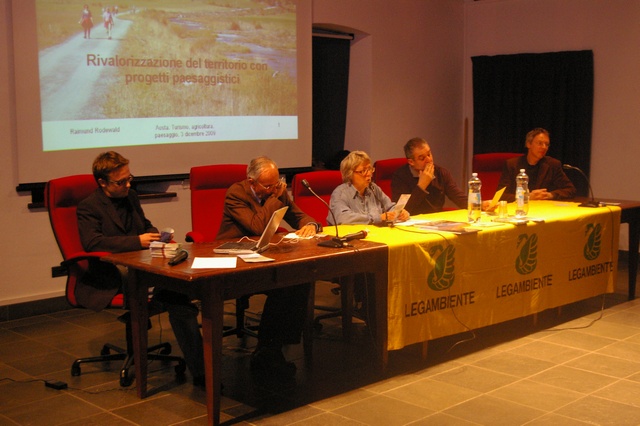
{"left": 217, "top": 156, "right": 321, "bottom": 382}
{"left": 328, "top": 150, "right": 410, "bottom": 225}
{"left": 497, "top": 128, "right": 576, "bottom": 202}
{"left": 77, "top": 151, "right": 205, "bottom": 387}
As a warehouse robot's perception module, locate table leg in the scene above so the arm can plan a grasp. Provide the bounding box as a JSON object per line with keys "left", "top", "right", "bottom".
{"left": 628, "top": 219, "right": 639, "bottom": 300}
{"left": 372, "top": 255, "right": 389, "bottom": 371}
{"left": 200, "top": 288, "right": 224, "bottom": 426}
{"left": 128, "top": 269, "right": 149, "bottom": 398}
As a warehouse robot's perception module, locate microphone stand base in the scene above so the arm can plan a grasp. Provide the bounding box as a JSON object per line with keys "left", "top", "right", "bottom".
{"left": 318, "top": 238, "right": 344, "bottom": 248}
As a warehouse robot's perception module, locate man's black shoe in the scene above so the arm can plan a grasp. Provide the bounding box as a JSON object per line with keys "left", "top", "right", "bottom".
{"left": 193, "top": 375, "right": 205, "bottom": 387}
{"left": 250, "top": 346, "right": 296, "bottom": 380}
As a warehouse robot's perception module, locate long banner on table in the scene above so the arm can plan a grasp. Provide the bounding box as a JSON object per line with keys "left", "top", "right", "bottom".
{"left": 336, "top": 201, "right": 621, "bottom": 351}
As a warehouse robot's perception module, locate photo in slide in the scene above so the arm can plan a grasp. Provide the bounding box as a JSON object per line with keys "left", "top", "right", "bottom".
{"left": 34, "top": 0, "right": 298, "bottom": 151}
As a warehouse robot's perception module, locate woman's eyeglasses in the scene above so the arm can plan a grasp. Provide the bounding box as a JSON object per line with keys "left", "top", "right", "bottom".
{"left": 354, "top": 167, "right": 375, "bottom": 176}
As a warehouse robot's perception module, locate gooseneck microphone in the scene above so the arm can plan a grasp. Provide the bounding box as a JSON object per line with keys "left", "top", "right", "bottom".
{"left": 301, "top": 179, "right": 365, "bottom": 248}
{"left": 342, "top": 230, "right": 368, "bottom": 242}
{"left": 563, "top": 164, "right": 600, "bottom": 208}
{"left": 168, "top": 249, "right": 189, "bottom": 266}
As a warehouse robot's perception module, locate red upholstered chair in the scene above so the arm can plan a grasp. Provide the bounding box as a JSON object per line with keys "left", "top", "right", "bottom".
{"left": 472, "top": 153, "right": 522, "bottom": 200}
{"left": 45, "top": 174, "right": 186, "bottom": 387}
{"left": 373, "top": 158, "right": 408, "bottom": 199}
{"left": 185, "top": 164, "right": 248, "bottom": 244}
{"left": 291, "top": 170, "right": 343, "bottom": 226}
{"left": 291, "top": 170, "right": 356, "bottom": 336}
{"left": 185, "top": 164, "right": 260, "bottom": 338}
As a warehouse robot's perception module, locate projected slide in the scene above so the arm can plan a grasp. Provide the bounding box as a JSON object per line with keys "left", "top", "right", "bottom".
{"left": 35, "top": 0, "right": 298, "bottom": 151}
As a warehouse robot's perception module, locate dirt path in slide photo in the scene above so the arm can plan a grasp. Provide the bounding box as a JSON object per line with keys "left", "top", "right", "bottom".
{"left": 38, "top": 14, "right": 133, "bottom": 121}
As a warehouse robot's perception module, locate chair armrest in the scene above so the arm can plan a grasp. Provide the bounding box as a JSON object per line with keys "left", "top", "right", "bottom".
{"left": 61, "top": 251, "right": 111, "bottom": 267}
{"left": 185, "top": 231, "right": 205, "bottom": 243}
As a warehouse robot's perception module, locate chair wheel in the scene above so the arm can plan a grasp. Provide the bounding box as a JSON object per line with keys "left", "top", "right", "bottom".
{"left": 313, "top": 322, "right": 323, "bottom": 333}
{"left": 100, "top": 346, "right": 110, "bottom": 356}
{"left": 71, "top": 364, "right": 81, "bottom": 376}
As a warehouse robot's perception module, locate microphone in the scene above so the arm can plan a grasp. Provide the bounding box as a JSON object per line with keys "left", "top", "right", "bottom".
{"left": 301, "top": 179, "right": 344, "bottom": 248}
{"left": 562, "top": 164, "right": 600, "bottom": 208}
{"left": 342, "top": 230, "right": 368, "bottom": 242}
{"left": 369, "top": 183, "right": 394, "bottom": 227}
{"left": 168, "top": 249, "right": 189, "bottom": 266}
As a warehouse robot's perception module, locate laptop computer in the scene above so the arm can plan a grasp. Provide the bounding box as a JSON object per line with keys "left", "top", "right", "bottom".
{"left": 213, "top": 206, "right": 288, "bottom": 254}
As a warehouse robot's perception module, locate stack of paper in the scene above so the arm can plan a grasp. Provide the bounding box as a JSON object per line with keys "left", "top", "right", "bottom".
{"left": 150, "top": 242, "right": 181, "bottom": 258}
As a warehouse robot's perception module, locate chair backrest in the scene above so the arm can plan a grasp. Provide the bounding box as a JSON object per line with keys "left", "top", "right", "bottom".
{"left": 291, "top": 170, "right": 343, "bottom": 226}
{"left": 472, "top": 153, "right": 522, "bottom": 200}
{"left": 46, "top": 175, "right": 98, "bottom": 260}
{"left": 189, "top": 164, "right": 247, "bottom": 242}
{"left": 373, "top": 158, "right": 408, "bottom": 198}
{"left": 45, "top": 174, "right": 99, "bottom": 307}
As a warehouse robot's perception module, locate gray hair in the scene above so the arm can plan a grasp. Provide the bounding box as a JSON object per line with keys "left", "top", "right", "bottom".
{"left": 247, "top": 156, "right": 278, "bottom": 180}
{"left": 340, "top": 150, "right": 371, "bottom": 183}
{"left": 403, "top": 137, "right": 428, "bottom": 159}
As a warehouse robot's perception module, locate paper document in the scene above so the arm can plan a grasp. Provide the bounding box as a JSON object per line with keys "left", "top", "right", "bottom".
{"left": 415, "top": 220, "right": 480, "bottom": 234}
{"left": 392, "top": 194, "right": 411, "bottom": 213}
{"left": 238, "top": 253, "right": 275, "bottom": 263}
{"left": 488, "top": 187, "right": 506, "bottom": 209}
{"left": 191, "top": 257, "right": 237, "bottom": 269}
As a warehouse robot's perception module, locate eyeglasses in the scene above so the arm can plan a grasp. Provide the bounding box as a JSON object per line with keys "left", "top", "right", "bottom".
{"left": 354, "top": 167, "right": 375, "bottom": 176}
{"left": 107, "top": 175, "right": 134, "bottom": 186}
{"left": 533, "top": 141, "right": 550, "bottom": 148}
{"left": 254, "top": 178, "right": 284, "bottom": 191}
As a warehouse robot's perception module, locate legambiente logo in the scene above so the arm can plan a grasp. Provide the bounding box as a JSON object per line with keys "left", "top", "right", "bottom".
{"left": 404, "top": 243, "right": 475, "bottom": 317}
{"left": 583, "top": 223, "right": 602, "bottom": 261}
{"left": 515, "top": 233, "right": 538, "bottom": 275}
{"left": 427, "top": 244, "right": 456, "bottom": 291}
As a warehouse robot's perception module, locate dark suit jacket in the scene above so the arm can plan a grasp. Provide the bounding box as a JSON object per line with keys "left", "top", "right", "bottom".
{"left": 76, "top": 188, "right": 157, "bottom": 311}
{"left": 216, "top": 180, "right": 318, "bottom": 240}
{"left": 497, "top": 156, "right": 577, "bottom": 202}
{"left": 391, "top": 164, "right": 467, "bottom": 214}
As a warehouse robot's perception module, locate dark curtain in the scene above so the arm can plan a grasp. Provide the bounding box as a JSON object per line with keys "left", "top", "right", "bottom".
{"left": 312, "top": 36, "right": 350, "bottom": 169}
{"left": 472, "top": 50, "right": 593, "bottom": 194}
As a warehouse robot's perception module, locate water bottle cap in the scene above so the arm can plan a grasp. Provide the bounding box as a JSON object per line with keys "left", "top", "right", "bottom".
{"left": 472, "top": 172, "right": 477, "bottom": 177}
{"left": 520, "top": 169, "right": 525, "bottom": 172}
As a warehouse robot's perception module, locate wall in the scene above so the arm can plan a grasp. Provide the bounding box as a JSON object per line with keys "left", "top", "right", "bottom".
{"left": 0, "top": 0, "right": 464, "bottom": 307}
{"left": 315, "top": 1, "right": 465, "bottom": 173}
{"left": 463, "top": 0, "right": 640, "bottom": 248}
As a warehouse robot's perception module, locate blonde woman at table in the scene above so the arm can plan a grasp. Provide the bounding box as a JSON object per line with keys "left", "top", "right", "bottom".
{"left": 328, "top": 150, "right": 410, "bottom": 226}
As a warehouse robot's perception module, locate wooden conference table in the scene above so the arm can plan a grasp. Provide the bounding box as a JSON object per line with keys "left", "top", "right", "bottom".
{"left": 102, "top": 238, "right": 388, "bottom": 426}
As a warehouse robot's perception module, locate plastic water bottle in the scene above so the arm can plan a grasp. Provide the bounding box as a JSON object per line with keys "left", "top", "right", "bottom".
{"left": 515, "top": 168, "right": 529, "bottom": 217}
{"left": 467, "top": 172, "right": 482, "bottom": 223}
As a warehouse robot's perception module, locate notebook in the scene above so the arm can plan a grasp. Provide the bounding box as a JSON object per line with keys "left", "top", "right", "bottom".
{"left": 213, "top": 206, "right": 288, "bottom": 254}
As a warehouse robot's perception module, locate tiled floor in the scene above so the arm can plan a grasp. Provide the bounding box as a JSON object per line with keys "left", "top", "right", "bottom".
{"left": 1, "top": 261, "right": 640, "bottom": 425}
